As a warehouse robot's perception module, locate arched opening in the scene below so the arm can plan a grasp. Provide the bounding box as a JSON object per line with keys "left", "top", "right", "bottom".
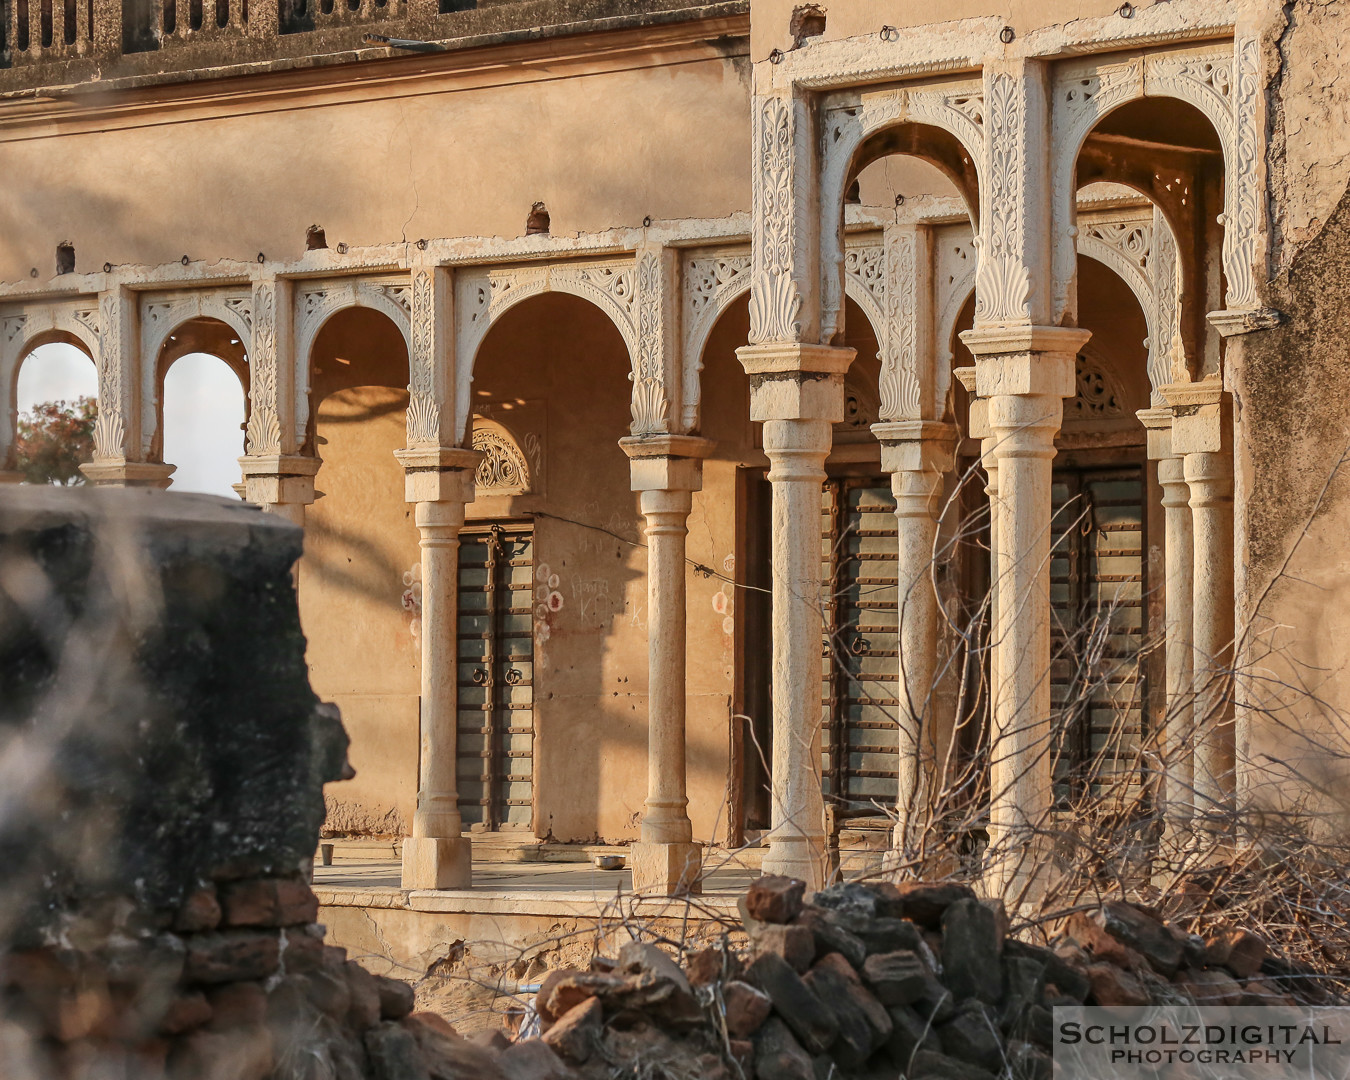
{"left": 152, "top": 317, "right": 248, "bottom": 496}
{"left": 298, "top": 306, "right": 418, "bottom": 842}
{"left": 161, "top": 354, "right": 247, "bottom": 496}
{"left": 10, "top": 340, "right": 98, "bottom": 484}
{"left": 466, "top": 291, "right": 637, "bottom": 843}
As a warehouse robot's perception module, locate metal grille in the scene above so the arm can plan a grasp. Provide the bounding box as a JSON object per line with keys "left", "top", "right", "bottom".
{"left": 821, "top": 480, "right": 901, "bottom": 819}
{"left": 456, "top": 525, "right": 535, "bottom": 829}
{"left": 1049, "top": 467, "right": 1148, "bottom": 803}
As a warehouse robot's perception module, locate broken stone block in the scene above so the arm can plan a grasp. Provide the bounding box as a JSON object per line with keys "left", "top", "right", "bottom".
{"left": 170, "top": 1024, "right": 275, "bottom": 1080}
{"left": 617, "top": 941, "right": 692, "bottom": 997}
{"left": 344, "top": 961, "right": 382, "bottom": 1031}
{"left": 805, "top": 953, "right": 891, "bottom": 1067}
{"left": 750, "top": 923, "right": 816, "bottom": 973}
{"left": 375, "top": 975, "right": 416, "bottom": 1020}
{"left": 304, "top": 970, "right": 352, "bottom": 1022}
{"left": 999, "top": 955, "right": 1046, "bottom": 1032}
{"left": 684, "top": 947, "right": 729, "bottom": 988}
{"left": 1085, "top": 962, "right": 1149, "bottom": 1006}
{"left": 1174, "top": 967, "right": 1243, "bottom": 1006}
{"left": 886, "top": 1002, "right": 943, "bottom": 1068}
{"left": 366, "top": 1021, "right": 429, "bottom": 1080}
{"left": 753, "top": 1016, "right": 814, "bottom": 1080}
{"left": 280, "top": 927, "right": 324, "bottom": 976}
{"left": 500, "top": 1039, "right": 579, "bottom": 1080}
{"left": 1205, "top": 929, "right": 1268, "bottom": 979}
{"left": 1008, "top": 1038, "right": 1052, "bottom": 1080}
{"left": 1067, "top": 902, "right": 1184, "bottom": 977}
{"left": 862, "top": 950, "right": 929, "bottom": 1007}
{"left": 1004, "top": 939, "right": 1090, "bottom": 1002}
{"left": 205, "top": 982, "right": 267, "bottom": 1031}
{"left": 893, "top": 881, "right": 978, "bottom": 929}
{"left": 941, "top": 899, "right": 1003, "bottom": 1004}
{"left": 159, "top": 992, "right": 213, "bottom": 1037}
{"left": 183, "top": 932, "right": 281, "bottom": 984}
{"left": 794, "top": 907, "right": 866, "bottom": 970}
{"left": 909, "top": 1047, "right": 1000, "bottom": 1080}
{"left": 853, "top": 917, "right": 927, "bottom": 957}
{"left": 723, "top": 979, "right": 771, "bottom": 1038}
{"left": 219, "top": 878, "right": 320, "bottom": 930}
{"left": 742, "top": 950, "right": 837, "bottom": 1056}
{"left": 745, "top": 875, "right": 806, "bottom": 924}
{"left": 175, "top": 888, "right": 222, "bottom": 934}
{"left": 809, "top": 882, "right": 888, "bottom": 921}
{"left": 541, "top": 996, "right": 603, "bottom": 1065}
{"left": 938, "top": 999, "right": 1004, "bottom": 1074}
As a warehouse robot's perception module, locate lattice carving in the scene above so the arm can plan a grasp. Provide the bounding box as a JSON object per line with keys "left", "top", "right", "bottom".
{"left": 1065, "top": 348, "right": 1126, "bottom": 421}
{"left": 843, "top": 244, "right": 885, "bottom": 310}
{"left": 72, "top": 308, "right": 99, "bottom": 337}
{"left": 472, "top": 422, "right": 531, "bottom": 495}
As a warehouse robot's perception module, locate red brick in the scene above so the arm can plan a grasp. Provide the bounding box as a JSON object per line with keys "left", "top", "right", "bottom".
{"left": 723, "top": 979, "right": 771, "bottom": 1038}
{"left": 158, "top": 992, "right": 213, "bottom": 1036}
{"left": 744, "top": 875, "right": 805, "bottom": 925}
{"left": 206, "top": 982, "right": 267, "bottom": 1031}
{"left": 184, "top": 932, "right": 281, "bottom": 985}
{"left": 218, "top": 878, "right": 318, "bottom": 929}
{"left": 174, "top": 887, "right": 222, "bottom": 933}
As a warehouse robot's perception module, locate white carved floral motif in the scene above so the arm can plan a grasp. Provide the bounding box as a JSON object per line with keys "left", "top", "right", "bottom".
{"left": 748, "top": 94, "right": 803, "bottom": 344}
{"left": 472, "top": 423, "right": 531, "bottom": 495}
{"left": 244, "top": 282, "right": 282, "bottom": 455}
{"left": 975, "top": 70, "right": 1030, "bottom": 324}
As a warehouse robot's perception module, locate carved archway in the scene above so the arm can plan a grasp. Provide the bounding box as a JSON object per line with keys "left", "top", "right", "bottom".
{"left": 1, "top": 308, "right": 101, "bottom": 466}
{"left": 454, "top": 261, "right": 640, "bottom": 443}
{"left": 1049, "top": 43, "right": 1261, "bottom": 326}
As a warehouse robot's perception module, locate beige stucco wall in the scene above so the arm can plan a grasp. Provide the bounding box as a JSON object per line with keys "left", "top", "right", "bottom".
{"left": 748, "top": 0, "right": 1169, "bottom": 61}
{"left": 0, "top": 42, "right": 750, "bottom": 282}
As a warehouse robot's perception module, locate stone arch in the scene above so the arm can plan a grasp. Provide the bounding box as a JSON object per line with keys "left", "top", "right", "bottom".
{"left": 295, "top": 281, "right": 414, "bottom": 442}
{"left": 454, "top": 262, "right": 639, "bottom": 443}
{"left": 1, "top": 316, "right": 99, "bottom": 467}
{"left": 819, "top": 86, "right": 984, "bottom": 343}
{"left": 1050, "top": 43, "right": 1258, "bottom": 326}
{"left": 680, "top": 255, "right": 887, "bottom": 434}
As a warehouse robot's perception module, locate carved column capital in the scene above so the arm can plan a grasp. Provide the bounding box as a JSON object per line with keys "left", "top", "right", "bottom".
{"left": 394, "top": 446, "right": 483, "bottom": 504}
{"left": 736, "top": 342, "right": 855, "bottom": 425}
{"left": 871, "top": 420, "right": 959, "bottom": 477}
{"left": 79, "top": 461, "right": 176, "bottom": 488}
{"left": 619, "top": 434, "right": 714, "bottom": 493}
{"left": 1160, "top": 380, "right": 1232, "bottom": 457}
{"left": 239, "top": 452, "right": 320, "bottom": 511}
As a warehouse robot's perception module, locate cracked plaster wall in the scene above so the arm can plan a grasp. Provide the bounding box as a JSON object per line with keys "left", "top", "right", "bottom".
{"left": 1230, "top": 0, "right": 1350, "bottom": 818}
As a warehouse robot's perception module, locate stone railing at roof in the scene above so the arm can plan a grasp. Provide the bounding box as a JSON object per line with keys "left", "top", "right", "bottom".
{"left": 0, "top": 0, "right": 747, "bottom": 94}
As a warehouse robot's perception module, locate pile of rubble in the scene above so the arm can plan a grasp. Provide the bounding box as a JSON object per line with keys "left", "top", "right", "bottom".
{"left": 434, "top": 875, "right": 1333, "bottom": 1080}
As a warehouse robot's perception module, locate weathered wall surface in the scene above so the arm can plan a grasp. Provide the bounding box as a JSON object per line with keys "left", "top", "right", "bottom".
{"left": 0, "top": 42, "right": 750, "bottom": 282}
{"left": 748, "top": 0, "right": 1170, "bottom": 62}
{"left": 1232, "top": 0, "right": 1350, "bottom": 815}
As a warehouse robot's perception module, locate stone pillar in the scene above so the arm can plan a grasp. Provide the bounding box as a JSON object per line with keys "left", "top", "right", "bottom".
{"left": 735, "top": 343, "right": 854, "bottom": 890}
{"left": 395, "top": 446, "right": 482, "bottom": 890}
{"left": 871, "top": 420, "right": 957, "bottom": 850}
{"left": 1138, "top": 408, "right": 1195, "bottom": 832}
{"left": 239, "top": 454, "right": 320, "bottom": 526}
{"left": 619, "top": 434, "right": 714, "bottom": 895}
{"left": 1164, "top": 382, "right": 1234, "bottom": 818}
{"left": 960, "top": 327, "right": 1088, "bottom": 898}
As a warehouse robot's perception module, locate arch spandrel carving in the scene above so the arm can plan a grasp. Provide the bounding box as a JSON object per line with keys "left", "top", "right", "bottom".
{"left": 682, "top": 250, "right": 752, "bottom": 433}
{"left": 471, "top": 420, "right": 532, "bottom": 496}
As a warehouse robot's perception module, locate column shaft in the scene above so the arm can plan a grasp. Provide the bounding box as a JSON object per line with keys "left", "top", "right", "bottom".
{"left": 639, "top": 488, "right": 695, "bottom": 845}
{"left": 1186, "top": 450, "right": 1235, "bottom": 815}
{"left": 764, "top": 418, "right": 832, "bottom": 889}
{"left": 1158, "top": 455, "right": 1195, "bottom": 826}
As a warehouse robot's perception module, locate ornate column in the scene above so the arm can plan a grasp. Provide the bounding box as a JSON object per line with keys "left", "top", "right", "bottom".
{"left": 238, "top": 277, "right": 318, "bottom": 525}
{"left": 80, "top": 287, "right": 175, "bottom": 488}
{"left": 396, "top": 447, "right": 482, "bottom": 889}
{"left": 620, "top": 434, "right": 714, "bottom": 895}
{"left": 1138, "top": 407, "right": 1195, "bottom": 834}
{"left": 1162, "top": 380, "right": 1234, "bottom": 820}
{"left": 871, "top": 420, "right": 957, "bottom": 849}
{"left": 736, "top": 345, "right": 853, "bottom": 890}
{"left": 963, "top": 59, "right": 1092, "bottom": 898}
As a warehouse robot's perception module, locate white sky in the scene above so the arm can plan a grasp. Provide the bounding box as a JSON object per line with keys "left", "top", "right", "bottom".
{"left": 16, "top": 342, "right": 246, "bottom": 498}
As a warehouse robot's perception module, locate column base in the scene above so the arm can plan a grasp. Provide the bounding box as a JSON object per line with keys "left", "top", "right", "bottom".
{"left": 761, "top": 835, "right": 826, "bottom": 892}
{"left": 401, "top": 836, "right": 472, "bottom": 890}
{"left": 629, "top": 841, "right": 703, "bottom": 896}
{"left": 78, "top": 461, "right": 176, "bottom": 488}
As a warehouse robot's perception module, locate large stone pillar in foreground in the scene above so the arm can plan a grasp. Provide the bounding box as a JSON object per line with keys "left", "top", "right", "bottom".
{"left": 872, "top": 420, "right": 957, "bottom": 851}
{"left": 620, "top": 434, "right": 714, "bottom": 895}
{"left": 1163, "top": 381, "right": 1234, "bottom": 819}
{"left": 736, "top": 342, "right": 854, "bottom": 891}
{"left": 961, "top": 326, "right": 1087, "bottom": 898}
{"left": 395, "top": 446, "right": 482, "bottom": 890}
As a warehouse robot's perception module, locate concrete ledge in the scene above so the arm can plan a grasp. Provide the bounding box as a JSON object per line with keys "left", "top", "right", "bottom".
{"left": 314, "top": 884, "right": 740, "bottom": 918}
